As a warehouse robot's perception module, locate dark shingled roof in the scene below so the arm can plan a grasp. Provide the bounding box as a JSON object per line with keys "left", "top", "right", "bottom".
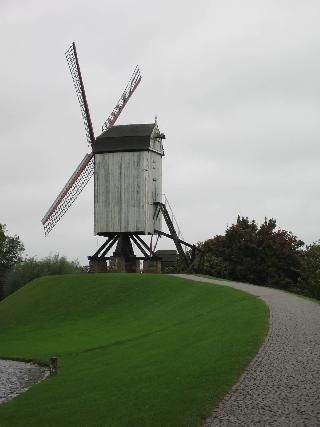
{"left": 93, "top": 123, "right": 157, "bottom": 154}
{"left": 97, "top": 123, "right": 155, "bottom": 139}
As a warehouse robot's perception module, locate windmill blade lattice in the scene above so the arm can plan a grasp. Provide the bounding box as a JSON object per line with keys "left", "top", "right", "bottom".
{"left": 102, "top": 65, "right": 141, "bottom": 132}
{"left": 41, "top": 153, "right": 94, "bottom": 235}
{"left": 65, "top": 42, "right": 95, "bottom": 146}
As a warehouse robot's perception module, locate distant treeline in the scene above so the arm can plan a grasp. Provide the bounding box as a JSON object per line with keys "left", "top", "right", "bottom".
{"left": 1, "top": 217, "right": 320, "bottom": 301}
{"left": 187, "top": 216, "right": 320, "bottom": 301}
{"left": 0, "top": 223, "right": 82, "bottom": 299}
{"left": 4, "top": 254, "right": 83, "bottom": 298}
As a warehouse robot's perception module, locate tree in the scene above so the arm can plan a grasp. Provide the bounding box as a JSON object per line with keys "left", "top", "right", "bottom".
{"left": 198, "top": 216, "right": 304, "bottom": 289}
{"left": 0, "top": 224, "right": 24, "bottom": 299}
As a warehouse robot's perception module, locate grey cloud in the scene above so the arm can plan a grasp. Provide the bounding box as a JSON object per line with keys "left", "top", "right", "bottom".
{"left": 1, "top": 0, "right": 320, "bottom": 263}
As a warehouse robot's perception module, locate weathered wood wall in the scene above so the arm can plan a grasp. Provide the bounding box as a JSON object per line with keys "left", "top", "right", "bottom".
{"left": 94, "top": 150, "right": 162, "bottom": 234}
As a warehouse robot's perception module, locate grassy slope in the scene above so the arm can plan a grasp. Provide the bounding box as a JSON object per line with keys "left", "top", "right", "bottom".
{"left": 0, "top": 274, "right": 267, "bottom": 427}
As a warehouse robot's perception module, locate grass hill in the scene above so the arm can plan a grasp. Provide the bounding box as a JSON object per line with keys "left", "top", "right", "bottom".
{"left": 0, "top": 274, "right": 267, "bottom": 426}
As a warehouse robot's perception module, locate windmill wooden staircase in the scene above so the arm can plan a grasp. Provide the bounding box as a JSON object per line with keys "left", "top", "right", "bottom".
{"left": 154, "top": 202, "right": 199, "bottom": 270}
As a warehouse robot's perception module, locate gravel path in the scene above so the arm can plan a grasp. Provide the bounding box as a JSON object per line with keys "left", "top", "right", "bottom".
{"left": 175, "top": 274, "right": 320, "bottom": 427}
{"left": 0, "top": 360, "right": 49, "bottom": 405}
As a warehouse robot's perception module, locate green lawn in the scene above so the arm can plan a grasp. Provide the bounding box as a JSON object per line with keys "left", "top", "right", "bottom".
{"left": 0, "top": 274, "right": 267, "bottom": 426}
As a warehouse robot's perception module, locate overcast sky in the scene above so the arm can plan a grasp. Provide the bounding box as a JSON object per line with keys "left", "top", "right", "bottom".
{"left": 1, "top": 0, "right": 320, "bottom": 264}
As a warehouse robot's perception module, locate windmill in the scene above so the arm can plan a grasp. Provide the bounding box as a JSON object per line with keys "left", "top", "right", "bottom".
{"left": 42, "top": 42, "right": 199, "bottom": 272}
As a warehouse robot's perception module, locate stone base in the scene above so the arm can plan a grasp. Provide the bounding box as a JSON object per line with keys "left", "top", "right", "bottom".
{"left": 109, "top": 257, "right": 139, "bottom": 273}
{"left": 89, "top": 260, "right": 108, "bottom": 273}
{"left": 143, "top": 259, "right": 162, "bottom": 273}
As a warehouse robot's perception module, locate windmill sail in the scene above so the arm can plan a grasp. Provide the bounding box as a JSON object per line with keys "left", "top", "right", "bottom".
{"left": 41, "top": 43, "right": 142, "bottom": 235}
{"left": 65, "top": 42, "right": 95, "bottom": 146}
{"left": 41, "top": 153, "right": 94, "bottom": 235}
{"left": 102, "top": 66, "right": 141, "bottom": 132}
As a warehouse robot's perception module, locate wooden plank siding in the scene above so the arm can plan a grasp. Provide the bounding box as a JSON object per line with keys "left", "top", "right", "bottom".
{"left": 94, "top": 150, "right": 162, "bottom": 234}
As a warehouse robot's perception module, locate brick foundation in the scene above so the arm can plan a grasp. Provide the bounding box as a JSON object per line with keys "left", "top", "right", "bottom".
{"left": 89, "top": 260, "right": 108, "bottom": 273}
{"left": 109, "top": 257, "right": 139, "bottom": 273}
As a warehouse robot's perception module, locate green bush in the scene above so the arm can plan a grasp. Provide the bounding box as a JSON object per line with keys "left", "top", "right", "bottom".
{"left": 299, "top": 242, "right": 320, "bottom": 300}
{"left": 3, "top": 253, "right": 82, "bottom": 297}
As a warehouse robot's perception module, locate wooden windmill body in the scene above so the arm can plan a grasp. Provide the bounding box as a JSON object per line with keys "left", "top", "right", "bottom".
{"left": 94, "top": 123, "right": 164, "bottom": 235}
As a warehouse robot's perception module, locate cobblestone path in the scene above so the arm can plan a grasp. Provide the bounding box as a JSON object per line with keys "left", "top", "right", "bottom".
{"left": 0, "top": 360, "right": 49, "bottom": 405}
{"left": 175, "top": 274, "right": 320, "bottom": 427}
